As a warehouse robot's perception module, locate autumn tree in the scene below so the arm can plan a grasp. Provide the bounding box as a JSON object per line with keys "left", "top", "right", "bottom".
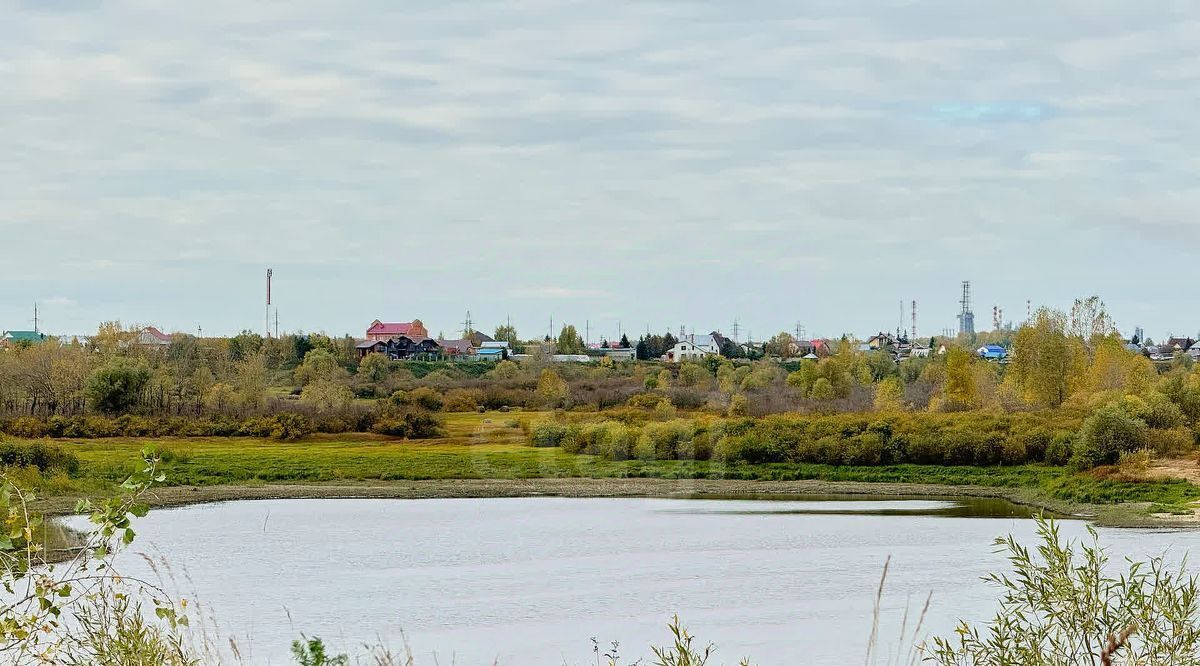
{"left": 1010, "top": 308, "right": 1087, "bottom": 407}
{"left": 873, "top": 376, "right": 906, "bottom": 412}
{"left": 535, "top": 368, "right": 570, "bottom": 407}
{"left": 764, "top": 332, "right": 797, "bottom": 358}
{"left": 943, "top": 347, "right": 977, "bottom": 408}
{"left": 556, "top": 325, "right": 585, "bottom": 354}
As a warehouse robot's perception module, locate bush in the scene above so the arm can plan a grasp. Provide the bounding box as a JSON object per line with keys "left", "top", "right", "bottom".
{"left": 530, "top": 423, "right": 570, "bottom": 448}
{"left": 1074, "top": 404, "right": 1148, "bottom": 468}
{"left": 443, "top": 388, "right": 482, "bottom": 413}
{"left": 637, "top": 420, "right": 696, "bottom": 460}
{"left": 370, "top": 411, "right": 442, "bottom": 439}
{"left": 391, "top": 387, "right": 443, "bottom": 411}
{"left": 0, "top": 441, "right": 80, "bottom": 476}
{"left": 271, "top": 413, "right": 312, "bottom": 440}
{"left": 1142, "top": 427, "right": 1195, "bottom": 456}
{"left": 1044, "top": 432, "right": 1075, "bottom": 466}
{"left": 4, "top": 417, "right": 47, "bottom": 439}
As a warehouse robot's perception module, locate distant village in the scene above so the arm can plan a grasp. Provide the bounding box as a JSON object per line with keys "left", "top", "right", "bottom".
{"left": 3, "top": 315, "right": 1198, "bottom": 367}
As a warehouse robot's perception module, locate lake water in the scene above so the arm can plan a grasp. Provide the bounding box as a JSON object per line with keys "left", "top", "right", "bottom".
{"left": 67, "top": 496, "right": 1200, "bottom": 665}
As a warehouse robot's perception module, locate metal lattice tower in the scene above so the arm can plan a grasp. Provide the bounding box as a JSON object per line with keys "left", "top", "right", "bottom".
{"left": 911, "top": 300, "right": 918, "bottom": 341}
{"left": 957, "top": 281, "right": 975, "bottom": 336}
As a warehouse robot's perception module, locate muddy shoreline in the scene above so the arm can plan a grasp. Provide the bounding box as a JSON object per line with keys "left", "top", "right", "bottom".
{"left": 40, "top": 477, "right": 1190, "bottom": 527}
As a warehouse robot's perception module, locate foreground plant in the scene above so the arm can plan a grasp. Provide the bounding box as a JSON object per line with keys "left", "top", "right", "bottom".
{"left": 0, "top": 447, "right": 193, "bottom": 665}
{"left": 926, "top": 515, "right": 1200, "bottom": 665}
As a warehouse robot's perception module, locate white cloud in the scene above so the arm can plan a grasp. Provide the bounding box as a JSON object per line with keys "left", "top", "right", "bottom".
{"left": 0, "top": 1, "right": 1197, "bottom": 337}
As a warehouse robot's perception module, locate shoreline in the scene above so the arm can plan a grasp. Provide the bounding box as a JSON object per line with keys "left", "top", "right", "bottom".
{"left": 41, "top": 477, "right": 1190, "bottom": 528}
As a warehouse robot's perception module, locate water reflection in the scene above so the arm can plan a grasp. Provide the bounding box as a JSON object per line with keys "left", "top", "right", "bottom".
{"left": 667, "top": 494, "right": 1049, "bottom": 518}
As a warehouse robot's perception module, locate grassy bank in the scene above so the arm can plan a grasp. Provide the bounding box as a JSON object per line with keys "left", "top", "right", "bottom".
{"left": 7, "top": 411, "right": 1200, "bottom": 525}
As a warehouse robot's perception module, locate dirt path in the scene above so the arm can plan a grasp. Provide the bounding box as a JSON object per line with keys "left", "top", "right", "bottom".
{"left": 1148, "top": 457, "right": 1200, "bottom": 485}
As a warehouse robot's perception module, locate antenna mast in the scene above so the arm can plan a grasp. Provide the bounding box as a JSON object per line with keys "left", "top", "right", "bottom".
{"left": 911, "top": 300, "right": 918, "bottom": 341}
{"left": 265, "top": 268, "right": 273, "bottom": 339}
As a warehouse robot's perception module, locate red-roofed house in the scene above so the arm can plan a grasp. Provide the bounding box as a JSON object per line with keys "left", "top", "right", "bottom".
{"left": 366, "top": 319, "right": 429, "bottom": 342}
{"left": 136, "top": 326, "right": 172, "bottom": 349}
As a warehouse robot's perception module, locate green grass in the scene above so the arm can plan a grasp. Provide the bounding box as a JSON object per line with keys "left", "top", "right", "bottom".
{"left": 13, "top": 412, "right": 1200, "bottom": 516}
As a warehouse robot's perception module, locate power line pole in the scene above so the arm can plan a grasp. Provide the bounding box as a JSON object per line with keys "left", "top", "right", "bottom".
{"left": 265, "top": 268, "right": 273, "bottom": 339}
{"left": 731, "top": 318, "right": 740, "bottom": 342}
{"left": 462, "top": 310, "right": 473, "bottom": 337}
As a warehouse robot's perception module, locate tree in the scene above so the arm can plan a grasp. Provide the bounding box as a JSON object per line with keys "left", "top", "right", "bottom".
{"left": 85, "top": 358, "right": 151, "bottom": 414}
{"left": 636, "top": 338, "right": 649, "bottom": 360}
{"left": 720, "top": 338, "right": 745, "bottom": 359}
{"left": 357, "top": 353, "right": 392, "bottom": 383}
{"left": 1068, "top": 295, "right": 1117, "bottom": 343}
{"left": 294, "top": 349, "right": 344, "bottom": 386}
{"left": 494, "top": 324, "right": 519, "bottom": 350}
{"left": 619, "top": 334, "right": 631, "bottom": 349}
{"left": 1010, "top": 308, "right": 1086, "bottom": 407}
{"left": 301, "top": 380, "right": 354, "bottom": 412}
{"left": 535, "top": 369, "right": 570, "bottom": 407}
{"left": 943, "top": 347, "right": 977, "bottom": 408}
{"left": 873, "top": 376, "right": 906, "bottom": 412}
{"left": 764, "top": 332, "right": 796, "bottom": 358}
{"left": 556, "top": 325, "right": 585, "bottom": 354}
{"left": 810, "top": 377, "right": 836, "bottom": 400}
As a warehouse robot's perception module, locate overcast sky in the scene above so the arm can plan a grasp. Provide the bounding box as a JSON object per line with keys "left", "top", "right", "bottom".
{"left": 2, "top": 1, "right": 1198, "bottom": 342}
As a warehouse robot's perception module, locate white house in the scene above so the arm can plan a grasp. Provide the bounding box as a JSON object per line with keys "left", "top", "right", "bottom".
{"left": 665, "top": 334, "right": 720, "bottom": 362}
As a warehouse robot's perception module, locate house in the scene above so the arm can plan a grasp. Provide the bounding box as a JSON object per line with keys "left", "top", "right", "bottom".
{"left": 0, "top": 330, "right": 48, "bottom": 348}
{"left": 866, "top": 333, "right": 897, "bottom": 351}
{"left": 1165, "top": 337, "right": 1197, "bottom": 355}
{"left": 437, "top": 338, "right": 476, "bottom": 356}
{"left": 357, "top": 335, "right": 440, "bottom": 360}
{"left": 467, "top": 331, "right": 495, "bottom": 347}
{"left": 366, "top": 319, "right": 429, "bottom": 342}
{"left": 598, "top": 346, "right": 636, "bottom": 361}
{"left": 792, "top": 339, "right": 817, "bottom": 356}
{"left": 977, "top": 344, "right": 1008, "bottom": 361}
{"left": 909, "top": 345, "right": 932, "bottom": 358}
{"left": 135, "top": 326, "right": 172, "bottom": 349}
{"left": 1190, "top": 342, "right": 1200, "bottom": 360}
{"left": 664, "top": 334, "right": 720, "bottom": 362}
{"left": 474, "top": 347, "right": 505, "bottom": 361}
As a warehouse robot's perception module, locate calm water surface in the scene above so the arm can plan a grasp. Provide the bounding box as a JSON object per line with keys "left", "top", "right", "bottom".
{"left": 68, "top": 497, "right": 1200, "bottom": 665}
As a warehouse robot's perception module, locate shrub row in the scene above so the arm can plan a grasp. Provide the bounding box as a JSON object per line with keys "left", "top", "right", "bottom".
{"left": 531, "top": 412, "right": 1094, "bottom": 467}
{"left": 0, "top": 411, "right": 417, "bottom": 441}
{"left": 0, "top": 441, "right": 80, "bottom": 476}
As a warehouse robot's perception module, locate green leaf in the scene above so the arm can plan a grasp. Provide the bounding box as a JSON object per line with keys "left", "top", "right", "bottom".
{"left": 122, "top": 528, "right": 135, "bottom": 545}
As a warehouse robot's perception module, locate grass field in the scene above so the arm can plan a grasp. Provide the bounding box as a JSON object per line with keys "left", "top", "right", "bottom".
{"left": 10, "top": 411, "right": 1188, "bottom": 519}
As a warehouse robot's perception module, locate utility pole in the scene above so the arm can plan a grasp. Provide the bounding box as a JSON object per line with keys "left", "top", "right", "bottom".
{"left": 585, "top": 320, "right": 590, "bottom": 346}
{"left": 462, "top": 310, "right": 474, "bottom": 337}
{"left": 731, "top": 318, "right": 741, "bottom": 342}
{"left": 274, "top": 309, "right": 280, "bottom": 339}
{"left": 265, "top": 268, "right": 273, "bottom": 339}
{"left": 32, "top": 303, "right": 39, "bottom": 334}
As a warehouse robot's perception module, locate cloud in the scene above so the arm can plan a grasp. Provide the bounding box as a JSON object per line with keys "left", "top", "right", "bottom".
{"left": 507, "top": 287, "right": 614, "bottom": 300}
{"left": 1, "top": 2, "right": 1198, "bottom": 338}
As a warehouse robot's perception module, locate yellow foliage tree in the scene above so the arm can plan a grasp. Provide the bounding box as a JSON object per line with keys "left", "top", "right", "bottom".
{"left": 944, "top": 347, "right": 977, "bottom": 408}
{"left": 873, "top": 376, "right": 906, "bottom": 412}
